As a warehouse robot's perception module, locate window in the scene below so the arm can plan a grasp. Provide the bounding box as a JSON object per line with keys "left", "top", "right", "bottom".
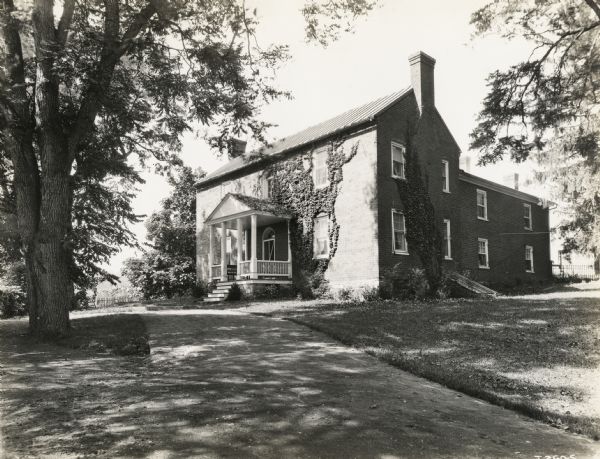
{"left": 477, "top": 189, "right": 488, "bottom": 220}
{"left": 391, "top": 142, "right": 406, "bottom": 179}
{"left": 443, "top": 219, "right": 452, "bottom": 259}
{"left": 478, "top": 238, "right": 489, "bottom": 268}
{"left": 523, "top": 203, "right": 532, "bottom": 230}
{"left": 313, "top": 214, "right": 329, "bottom": 258}
{"left": 263, "top": 174, "right": 274, "bottom": 199}
{"left": 442, "top": 160, "right": 450, "bottom": 193}
{"left": 312, "top": 148, "right": 329, "bottom": 188}
{"left": 392, "top": 210, "right": 408, "bottom": 254}
{"left": 525, "top": 245, "right": 534, "bottom": 272}
{"left": 262, "top": 228, "right": 275, "bottom": 261}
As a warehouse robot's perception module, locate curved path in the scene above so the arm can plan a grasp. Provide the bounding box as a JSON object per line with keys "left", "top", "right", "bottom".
{"left": 0, "top": 309, "right": 598, "bottom": 458}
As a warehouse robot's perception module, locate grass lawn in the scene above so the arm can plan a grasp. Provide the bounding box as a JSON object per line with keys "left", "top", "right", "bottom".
{"left": 271, "top": 296, "right": 600, "bottom": 440}
{"left": 57, "top": 313, "right": 150, "bottom": 355}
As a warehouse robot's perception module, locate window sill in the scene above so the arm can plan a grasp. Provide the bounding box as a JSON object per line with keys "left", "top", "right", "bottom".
{"left": 524, "top": 227, "right": 533, "bottom": 231}
{"left": 391, "top": 175, "right": 406, "bottom": 181}
{"left": 477, "top": 217, "right": 488, "bottom": 221}
{"left": 525, "top": 270, "right": 535, "bottom": 274}
{"left": 442, "top": 190, "right": 451, "bottom": 194}
{"left": 314, "top": 183, "right": 329, "bottom": 190}
{"left": 393, "top": 250, "right": 409, "bottom": 256}
{"left": 478, "top": 266, "right": 490, "bottom": 270}
{"left": 313, "top": 254, "right": 329, "bottom": 260}
{"left": 444, "top": 257, "right": 453, "bottom": 261}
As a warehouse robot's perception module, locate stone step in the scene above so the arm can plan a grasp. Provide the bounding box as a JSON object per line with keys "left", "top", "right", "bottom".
{"left": 212, "top": 288, "right": 231, "bottom": 294}
{"left": 208, "top": 292, "right": 227, "bottom": 298}
{"left": 217, "top": 281, "right": 236, "bottom": 287}
{"left": 203, "top": 297, "right": 224, "bottom": 303}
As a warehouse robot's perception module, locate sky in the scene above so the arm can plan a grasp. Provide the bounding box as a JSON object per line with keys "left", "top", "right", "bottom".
{"left": 105, "top": 0, "right": 560, "bottom": 276}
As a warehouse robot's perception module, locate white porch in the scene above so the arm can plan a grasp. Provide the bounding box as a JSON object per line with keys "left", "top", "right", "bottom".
{"left": 205, "top": 194, "right": 293, "bottom": 282}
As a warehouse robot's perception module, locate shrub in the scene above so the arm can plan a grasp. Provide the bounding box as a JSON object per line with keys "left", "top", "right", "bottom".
{"left": 227, "top": 283, "right": 242, "bottom": 301}
{"left": 191, "top": 281, "right": 209, "bottom": 298}
{"left": 0, "top": 286, "right": 27, "bottom": 318}
{"left": 360, "top": 285, "right": 381, "bottom": 302}
{"left": 380, "top": 265, "right": 431, "bottom": 300}
{"left": 336, "top": 287, "right": 353, "bottom": 302}
{"left": 294, "top": 269, "right": 330, "bottom": 299}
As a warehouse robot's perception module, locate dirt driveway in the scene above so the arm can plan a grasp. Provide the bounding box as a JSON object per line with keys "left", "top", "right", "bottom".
{"left": 1, "top": 310, "right": 599, "bottom": 458}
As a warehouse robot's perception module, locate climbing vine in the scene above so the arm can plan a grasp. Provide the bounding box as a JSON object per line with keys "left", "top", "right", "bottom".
{"left": 265, "top": 138, "right": 359, "bottom": 294}
{"left": 394, "top": 137, "right": 443, "bottom": 294}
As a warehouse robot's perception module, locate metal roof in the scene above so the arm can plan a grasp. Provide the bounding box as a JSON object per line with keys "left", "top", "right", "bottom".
{"left": 198, "top": 88, "right": 412, "bottom": 187}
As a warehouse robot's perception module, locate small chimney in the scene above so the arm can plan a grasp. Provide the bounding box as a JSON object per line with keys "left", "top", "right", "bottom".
{"left": 514, "top": 173, "right": 519, "bottom": 190}
{"left": 229, "top": 138, "right": 247, "bottom": 158}
{"left": 408, "top": 51, "right": 436, "bottom": 112}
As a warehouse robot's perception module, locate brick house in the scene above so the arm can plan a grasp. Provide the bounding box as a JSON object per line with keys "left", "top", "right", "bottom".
{"left": 195, "top": 51, "right": 552, "bottom": 295}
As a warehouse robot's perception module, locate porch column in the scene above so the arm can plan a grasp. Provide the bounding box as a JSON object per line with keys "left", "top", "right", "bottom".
{"left": 287, "top": 219, "right": 293, "bottom": 279}
{"left": 236, "top": 218, "right": 243, "bottom": 280}
{"left": 220, "top": 221, "right": 227, "bottom": 282}
{"left": 208, "top": 224, "right": 213, "bottom": 280}
{"left": 250, "top": 214, "right": 258, "bottom": 279}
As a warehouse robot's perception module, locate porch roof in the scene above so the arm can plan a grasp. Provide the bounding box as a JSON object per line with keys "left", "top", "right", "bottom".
{"left": 205, "top": 193, "right": 291, "bottom": 224}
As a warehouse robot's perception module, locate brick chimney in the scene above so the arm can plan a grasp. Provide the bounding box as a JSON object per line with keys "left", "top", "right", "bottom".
{"left": 408, "top": 51, "right": 436, "bottom": 112}
{"left": 228, "top": 138, "right": 247, "bottom": 158}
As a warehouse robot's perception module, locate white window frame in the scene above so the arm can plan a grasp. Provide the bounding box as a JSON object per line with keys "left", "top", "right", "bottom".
{"left": 312, "top": 148, "right": 329, "bottom": 189}
{"left": 477, "top": 189, "right": 488, "bottom": 221}
{"left": 478, "top": 238, "right": 489, "bottom": 269}
{"left": 263, "top": 174, "right": 274, "bottom": 199}
{"left": 392, "top": 209, "right": 409, "bottom": 255}
{"left": 443, "top": 219, "right": 452, "bottom": 260}
{"left": 525, "top": 245, "right": 534, "bottom": 273}
{"left": 442, "top": 160, "right": 450, "bottom": 193}
{"left": 523, "top": 203, "right": 532, "bottom": 230}
{"left": 313, "top": 214, "right": 329, "bottom": 259}
{"left": 391, "top": 142, "right": 406, "bottom": 180}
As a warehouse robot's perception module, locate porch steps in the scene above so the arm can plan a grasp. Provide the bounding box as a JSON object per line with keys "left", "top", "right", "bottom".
{"left": 202, "top": 282, "right": 233, "bottom": 303}
{"left": 447, "top": 272, "right": 498, "bottom": 297}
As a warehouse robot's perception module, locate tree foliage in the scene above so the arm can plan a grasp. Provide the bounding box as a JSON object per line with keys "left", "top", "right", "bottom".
{"left": 470, "top": 0, "right": 600, "bottom": 256}
{"left": 122, "top": 166, "right": 201, "bottom": 299}
{"left": 0, "top": 0, "right": 376, "bottom": 335}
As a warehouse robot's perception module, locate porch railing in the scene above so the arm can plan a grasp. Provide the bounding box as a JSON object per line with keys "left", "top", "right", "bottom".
{"left": 257, "top": 260, "right": 290, "bottom": 276}
{"left": 239, "top": 260, "right": 251, "bottom": 276}
{"left": 211, "top": 265, "right": 221, "bottom": 280}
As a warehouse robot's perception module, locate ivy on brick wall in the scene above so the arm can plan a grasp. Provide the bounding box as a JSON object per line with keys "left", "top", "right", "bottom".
{"left": 266, "top": 139, "right": 359, "bottom": 292}
{"left": 395, "top": 138, "right": 443, "bottom": 294}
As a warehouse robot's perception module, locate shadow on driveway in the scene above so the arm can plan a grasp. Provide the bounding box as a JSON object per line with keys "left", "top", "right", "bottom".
{"left": 0, "top": 310, "right": 598, "bottom": 458}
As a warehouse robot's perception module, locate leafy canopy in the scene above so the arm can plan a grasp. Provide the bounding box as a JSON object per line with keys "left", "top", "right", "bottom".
{"left": 122, "top": 166, "right": 202, "bottom": 299}
{"left": 0, "top": 0, "right": 377, "bottom": 288}
{"left": 470, "top": 0, "right": 600, "bottom": 255}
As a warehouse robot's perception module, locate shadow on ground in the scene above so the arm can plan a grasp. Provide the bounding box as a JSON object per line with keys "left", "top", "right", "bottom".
{"left": 0, "top": 311, "right": 597, "bottom": 458}
{"left": 275, "top": 296, "right": 600, "bottom": 437}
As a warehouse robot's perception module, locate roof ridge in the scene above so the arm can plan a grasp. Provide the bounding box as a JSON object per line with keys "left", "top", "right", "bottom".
{"left": 198, "top": 87, "right": 412, "bottom": 187}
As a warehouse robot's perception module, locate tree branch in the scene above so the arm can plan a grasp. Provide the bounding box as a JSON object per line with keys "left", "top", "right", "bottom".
{"left": 56, "top": 0, "right": 75, "bottom": 47}
{"left": 67, "top": 0, "right": 160, "bottom": 163}
{"left": 585, "top": 0, "right": 600, "bottom": 21}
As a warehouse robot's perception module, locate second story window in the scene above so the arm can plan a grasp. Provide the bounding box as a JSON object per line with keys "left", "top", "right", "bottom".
{"left": 392, "top": 210, "right": 408, "bottom": 254}
{"left": 391, "top": 142, "right": 406, "bottom": 179}
{"left": 524, "top": 203, "right": 532, "bottom": 230}
{"left": 442, "top": 160, "right": 450, "bottom": 193}
{"left": 312, "top": 148, "right": 329, "bottom": 188}
{"left": 313, "top": 214, "right": 329, "bottom": 258}
{"left": 477, "top": 189, "right": 488, "bottom": 220}
{"left": 263, "top": 174, "right": 274, "bottom": 198}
